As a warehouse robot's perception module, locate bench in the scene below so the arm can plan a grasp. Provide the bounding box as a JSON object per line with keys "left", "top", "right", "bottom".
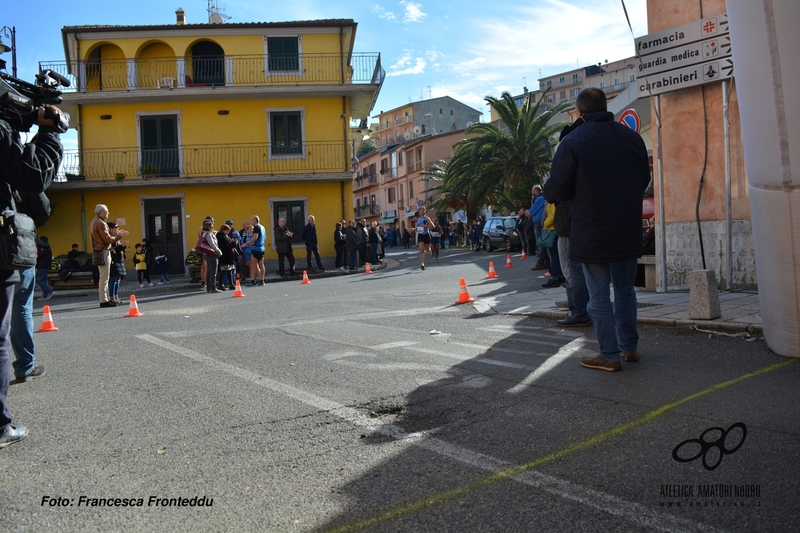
{"left": 638, "top": 255, "right": 656, "bottom": 291}
{"left": 47, "top": 271, "right": 97, "bottom": 290}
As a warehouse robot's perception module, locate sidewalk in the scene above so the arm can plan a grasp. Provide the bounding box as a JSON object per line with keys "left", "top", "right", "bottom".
{"left": 474, "top": 286, "right": 763, "bottom": 336}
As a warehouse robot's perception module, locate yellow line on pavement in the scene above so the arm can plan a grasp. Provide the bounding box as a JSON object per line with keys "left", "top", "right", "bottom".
{"left": 322, "top": 358, "right": 797, "bottom": 533}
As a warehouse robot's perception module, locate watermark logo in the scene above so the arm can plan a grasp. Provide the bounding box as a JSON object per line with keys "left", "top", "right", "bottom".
{"left": 672, "top": 422, "right": 747, "bottom": 471}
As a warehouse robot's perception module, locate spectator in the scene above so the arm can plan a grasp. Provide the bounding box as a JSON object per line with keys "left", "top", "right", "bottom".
{"left": 531, "top": 185, "right": 548, "bottom": 269}
{"left": 548, "top": 87, "right": 649, "bottom": 372}
{"left": 90, "top": 204, "right": 129, "bottom": 308}
{"left": 0, "top": 104, "right": 63, "bottom": 447}
{"left": 274, "top": 217, "right": 297, "bottom": 278}
{"left": 215, "top": 224, "right": 236, "bottom": 290}
{"left": 345, "top": 220, "right": 360, "bottom": 271}
{"left": 357, "top": 219, "right": 368, "bottom": 266}
{"left": 155, "top": 250, "right": 170, "bottom": 284}
{"left": 107, "top": 222, "right": 128, "bottom": 304}
{"left": 334, "top": 222, "right": 346, "bottom": 270}
{"left": 35, "top": 236, "right": 54, "bottom": 301}
{"left": 368, "top": 221, "right": 380, "bottom": 265}
{"left": 541, "top": 201, "right": 565, "bottom": 288}
{"left": 301, "top": 215, "right": 325, "bottom": 271}
{"left": 200, "top": 218, "right": 223, "bottom": 293}
{"left": 133, "top": 244, "right": 153, "bottom": 288}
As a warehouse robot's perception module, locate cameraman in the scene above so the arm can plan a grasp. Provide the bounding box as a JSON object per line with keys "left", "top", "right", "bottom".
{"left": 0, "top": 104, "right": 64, "bottom": 448}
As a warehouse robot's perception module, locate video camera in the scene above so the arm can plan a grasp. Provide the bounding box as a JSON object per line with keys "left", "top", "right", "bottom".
{"left": 0, "top": 64, "right": 71, "bottom": 133}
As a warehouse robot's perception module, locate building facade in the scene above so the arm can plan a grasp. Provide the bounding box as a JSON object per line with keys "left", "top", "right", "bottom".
{"left": 372, "top": 96, "right": 481, "bottom": 148}
{"left": 42, "top": 13, "right": 383, "bottom": 272}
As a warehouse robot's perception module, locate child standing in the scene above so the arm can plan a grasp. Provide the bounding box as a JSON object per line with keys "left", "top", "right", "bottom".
{"left": 108, "top": 222, "right": 128, "bottom": 304}
{"left": 133, "top": 244, "right": 153, "bottom": 287}
{"left": 155, "top": 250, "right": 170, "bottom": 284}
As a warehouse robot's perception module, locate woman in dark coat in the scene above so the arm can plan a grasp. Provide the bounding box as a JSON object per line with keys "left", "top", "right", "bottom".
{"left": 345, "top": 220, "right": 360, "bottom": 271}
{"left": 215, "top": 224, "right": 236, "bottom": 290}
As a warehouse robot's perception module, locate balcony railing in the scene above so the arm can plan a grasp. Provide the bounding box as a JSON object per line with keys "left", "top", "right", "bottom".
{"left": 39, "top": 53, "right": 384, "bottom": 92}
{"left": 57, "top": 141, "right": 347, "bottom": 181}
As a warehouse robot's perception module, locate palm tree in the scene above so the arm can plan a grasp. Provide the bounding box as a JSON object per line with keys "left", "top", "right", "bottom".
{"left": 430, "top": 91, "right": 569, "bottom": 213}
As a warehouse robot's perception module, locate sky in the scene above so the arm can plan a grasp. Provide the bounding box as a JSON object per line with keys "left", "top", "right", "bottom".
{"left": 3, "top": 0, "right": 648, "bottom": 146}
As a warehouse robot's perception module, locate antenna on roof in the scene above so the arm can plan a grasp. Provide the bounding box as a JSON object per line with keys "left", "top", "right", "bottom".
{"left": 208, "top": 0, "right": 231, "bottom": 23}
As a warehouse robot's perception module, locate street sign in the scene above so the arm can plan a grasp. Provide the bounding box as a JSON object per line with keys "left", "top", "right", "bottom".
{"left": 638, "top": 58, "right": 734, "bottom": 98}
{"left": 637, "top": 34, "right": 731, "bottom": 78}
{"left": 619, "top": 109, "right": 640, "bottom": 133}
{"left": 635, "top": 13, "right": 728, "bottom": 55}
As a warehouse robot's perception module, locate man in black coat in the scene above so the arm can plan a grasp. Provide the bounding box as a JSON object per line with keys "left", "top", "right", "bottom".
{"left": 547, "top": 88, "right": 649, "bottom": 372}
{"left": 274, "top": 218, "right": 296, "bottom": 277}
{"left": 300, "top": 215, "right": 324, "bottom": 271}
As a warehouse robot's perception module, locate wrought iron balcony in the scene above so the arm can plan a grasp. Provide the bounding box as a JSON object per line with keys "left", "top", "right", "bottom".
{"left": 39, "top": 53, "right": 385, "bottom": 92}
{"left": 57, "top": 141, "right": 349, "bottom": 182}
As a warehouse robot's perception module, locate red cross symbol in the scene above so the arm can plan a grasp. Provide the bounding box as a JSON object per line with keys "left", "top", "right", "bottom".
{"left": 703, "top": 20, "right": 716, "bottom": 34}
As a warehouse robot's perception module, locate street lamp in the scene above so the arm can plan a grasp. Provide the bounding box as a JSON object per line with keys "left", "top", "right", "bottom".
{"left": 0, "top": 25, "right": 16, "bottom": 77}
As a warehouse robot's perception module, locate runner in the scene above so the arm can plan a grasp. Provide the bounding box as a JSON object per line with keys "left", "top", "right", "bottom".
{"left": 415, "top": 207, "right": 434, "bottom": 270}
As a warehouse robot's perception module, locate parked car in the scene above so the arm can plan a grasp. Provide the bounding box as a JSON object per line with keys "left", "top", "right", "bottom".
{"left": 482, "top": 216, "right": 522, "bottom": 252}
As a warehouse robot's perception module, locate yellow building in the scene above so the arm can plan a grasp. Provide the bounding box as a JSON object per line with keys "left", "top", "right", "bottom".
{"left": 42, "top": 13, "right": 384, "bottom": 274}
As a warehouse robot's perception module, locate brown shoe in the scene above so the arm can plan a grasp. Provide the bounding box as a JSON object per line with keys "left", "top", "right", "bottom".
{"left": 531, "top": 263, "right": 548, "bottom": 270}
{"left": 580, "top": 354, "right": 621, "bottom": 372}
{"left": 621, "top": 351, "right": 640, "bottom": 362}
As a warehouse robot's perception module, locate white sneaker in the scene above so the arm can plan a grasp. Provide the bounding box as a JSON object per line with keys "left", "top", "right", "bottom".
{"left": 139, "top": 283, "right": 144, "bottom": 288}
{"left": 157, "top": 282, "right": 163, "bottom": 285}
{"left": 148, "top": 283, "right": 153, "bottom": 287}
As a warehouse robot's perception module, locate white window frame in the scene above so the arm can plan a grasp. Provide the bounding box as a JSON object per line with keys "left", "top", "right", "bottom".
{"left": 265, "top": 107, "right": 306, "bottom": 161}
{"left": 263, "top": 34, "right": 303, "bottom": 78}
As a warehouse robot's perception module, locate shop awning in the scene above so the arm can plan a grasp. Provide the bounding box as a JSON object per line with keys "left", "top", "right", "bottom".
{"left": 378, "top": 218, "right": 398, "bottom": 224}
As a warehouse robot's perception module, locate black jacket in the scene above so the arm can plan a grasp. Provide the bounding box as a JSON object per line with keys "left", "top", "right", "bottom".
{"left": 36, "top": 239, "right": 53, "bottom": 270}
{"left": 301, "top": 223, "right": 318, "bottom": 246}
{"left": 345, "top": 226, "right": 360, "bottom": 252}
{"left": 547, "top": 111, "right": 649, "bottom": 263}
{"left": 0, "top": 119, "right": 62, "bottom": 283}
{"left": 274, "top": 225, "right": 293, "bottom": 253}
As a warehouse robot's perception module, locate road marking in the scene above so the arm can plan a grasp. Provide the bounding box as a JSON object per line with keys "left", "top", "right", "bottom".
{"left": 137, "top": 333, "right": 791, "bottom": 532}
{"left": 325, "top": 358, "right": 797, "bottom": 533}
{"left": 507, "top": 337, "right": 586, "bottom": 394}
{"left": 372, "top": 341, "right": 419, "bottom": 350}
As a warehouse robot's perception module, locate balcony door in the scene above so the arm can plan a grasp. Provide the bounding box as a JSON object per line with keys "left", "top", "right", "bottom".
{"left": 190, "top": 41, "right": 225, "bottom": 86}
{"left": 140, "top": 115, "right": 179, "bottom": 177}
{"left": 273, "top": 201, "right": 305, "bottom": 245}
{"left": 143, "top": 198, "right": 184, "bottom": 275}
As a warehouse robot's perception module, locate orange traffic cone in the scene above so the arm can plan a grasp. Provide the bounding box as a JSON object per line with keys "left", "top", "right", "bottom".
{"left": 301, "top": 270, "right": 311, "bottom": 284}
{"left": 125, "top": 295, "right": 144, "bottom": 317}
{"left": 232, "top": 280, "right": 245, "bottom": 298}
{"left": 364, "top": 262, "right": 372, "bottom": 274}
{"left": 504, "top": 254, "right": 514, "bottom": 268}
{"left": 455, "top": 277, "right": 475, "bottom": 305}
{"left": 486, "top": 262, "right": 499, "bottom": 279}
{"left": 37, "top": 305, "right": 58, "bottom": 332}
{"left": 520, "top": 250, "right": 527, "bottom": 260}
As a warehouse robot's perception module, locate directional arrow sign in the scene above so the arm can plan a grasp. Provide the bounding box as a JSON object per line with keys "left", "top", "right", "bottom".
{"left": 637, "top": 34, "right": 732, "bottom": 77}
{"left": 638, "top": 58, "right": 734, "bottom": 98}
{"left": 635, "top": 13, "right": 729, "bottom": 55}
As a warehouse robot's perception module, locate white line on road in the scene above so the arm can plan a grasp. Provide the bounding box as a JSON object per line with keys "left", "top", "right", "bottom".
{"left": 507, "top": 337, "right": 587, "bottom": 394}
{"left": 137, "top": 333, "right": 717, "bottom": 533}
{"left": 141, "top": 333, "right": 715, "bottom": 531}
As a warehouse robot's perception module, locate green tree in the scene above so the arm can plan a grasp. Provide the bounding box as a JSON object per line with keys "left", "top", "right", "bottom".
{"left": 427, "top": 91, "right": 568, "bottom": 214}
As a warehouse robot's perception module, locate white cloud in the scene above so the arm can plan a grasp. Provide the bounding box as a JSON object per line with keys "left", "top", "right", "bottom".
{"left": 371, "top": 3, "right": 397, "bottom": 20}
{"left": 401, "top": 1, "right": 427, "bottom": 23}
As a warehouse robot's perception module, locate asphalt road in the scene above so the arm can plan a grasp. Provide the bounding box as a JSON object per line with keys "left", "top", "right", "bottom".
{"left": 2, "top": 247, "right": 798, "bottom": 533}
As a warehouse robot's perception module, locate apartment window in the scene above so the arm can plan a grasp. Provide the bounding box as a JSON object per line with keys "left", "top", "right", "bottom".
{"left": 406, "top": 150, "right": 413, "bottom": 169}
{"left": 391, "top": 152, "right": 398, "bottom": 178}
{"left": 572, "top": 73, "right": 579, "bottom": 83}
{"left": 559, "top": 76, "right": 565, "bottom": 83}
{"left": 409, "top": 180, "right": 414, "bottom": 198}
{"left": 614, "top": 77, "right": 620, "bottom": 87}
{"left": 140, "top": 114, "right": 179, "bottom": 176}
{"left": 370, "top": 194, "right": 376, "bottom": 206}
{"left": 398, "top": 149, "right": 404, "bottom": 166}
{"left": 416, "top": 147, "right": 423, "bottom": 170}
{"left": 385, "top": 134, "right": 390, "bottom": 144}
{"left": 369, "top": 163, "right": 376, "bottom": 179}
{"left": 560, "top": 90, "right": 566, "bottom": 99}
{"left": 450, "top": 110, "right": 453, "bottom": 115}
{"left": 573, "top": 88, "right": 580, "bottom": 98}
{"left": 395, "top": 114, "right": 399, "bottom": 122}
{"left": 269, "top": 111, "right": 302, "bottom": 155}
{"left": 388, "top": 187, "right": 396, "bottom": 204}
{"left": 629, "top": 74, "right": 635, "bottom": 83}
{"left": 267, "top": 37, "right": 299, "bottom": 71}
{"left": 600, "top": 81, "right": 605, "bottom": 89}
{"left": 547, "top": 94, "right": 554, "bottom": 103}
{"left": 546, "top": 80, "right": 552, "bottom": 88}
{"left": 399, "top": 184, "right": 404, "bottom": 204}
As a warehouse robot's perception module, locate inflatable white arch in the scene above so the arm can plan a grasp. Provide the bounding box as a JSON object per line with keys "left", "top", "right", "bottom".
{"left": 728, "top": 0, "right": 800, "bottom": 357}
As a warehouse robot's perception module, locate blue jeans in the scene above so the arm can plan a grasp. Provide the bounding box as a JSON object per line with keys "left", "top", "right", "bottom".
{"left": 0, "top": 283, "right": 14, "bottom": 432}
{"left": 160, "top": 272, "right": 171, "bottom": 283}
{"left": 581, "top": 260, "right": 639, "bottom": 362}
{"left": 349, "top": 250, "right": 358, "bottom": 269}
{"left": 370, "top": 243, "right": 378, "bottom": 265}
{"left": 35, "top": 268, "right": 53, "bottom": 298}
{"left": 546, "top": 236, "right": 563, "bottom": 279}
{"left": 533, "top": 222, "right": 549, "bottom": 265}
{"left": 558, "top": 237, "right": 589, "bottom": 322}
{"left": 11, "top": 268, "right": 35, "bottom": 379}
{"left": 109, "top": 274, "right": 121, "bottom": 299}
